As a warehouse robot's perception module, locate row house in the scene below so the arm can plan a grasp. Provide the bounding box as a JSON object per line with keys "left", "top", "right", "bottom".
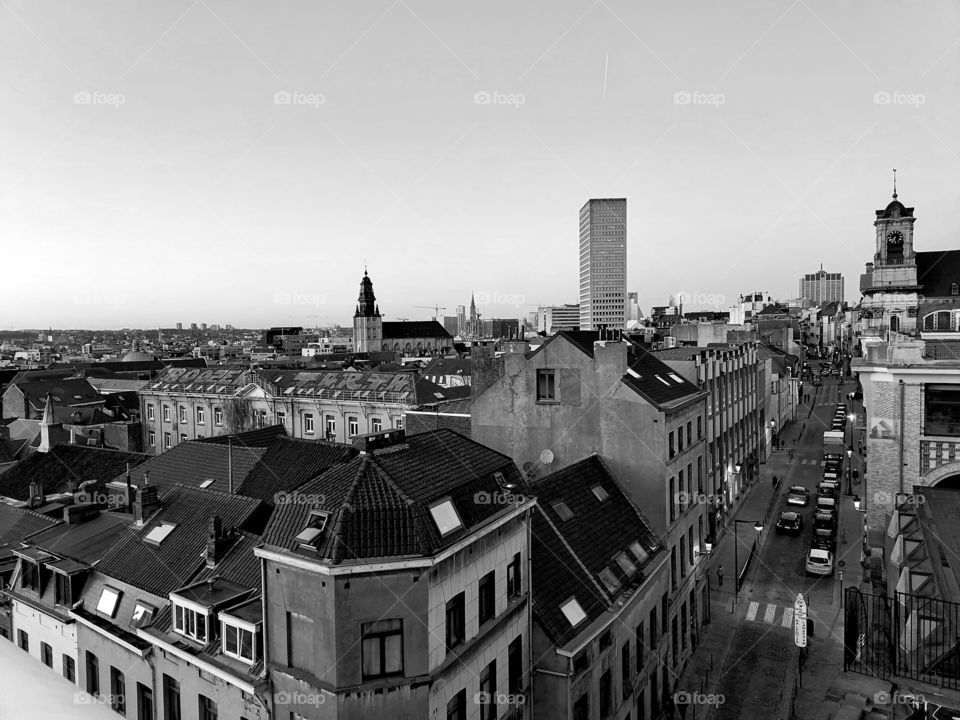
{"left": 471, "top": 331, "right": 710, "bottom": 696}
{"left": 653, "top": 343, "right": 762, "bottom": 539}
{"left": 529, "top": 455, "right": 673, "bottom": 720}
{"left": 255, "top": 429, "right": 535, "bottom": 720}
{"left": 138, "top": 366, "right": 438, "bottom": 454}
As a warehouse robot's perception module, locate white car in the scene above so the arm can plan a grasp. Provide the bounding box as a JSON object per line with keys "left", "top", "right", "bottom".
{"left": 805, "top": 548, "right": 834, "bottom": 576}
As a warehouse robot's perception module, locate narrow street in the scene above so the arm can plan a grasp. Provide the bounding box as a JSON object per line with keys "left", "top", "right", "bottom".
{"left": 681, "top": 371, "right": 866, "bottom": 720}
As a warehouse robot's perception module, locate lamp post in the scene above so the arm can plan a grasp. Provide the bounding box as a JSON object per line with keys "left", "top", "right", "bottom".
{"left": 769, "top": 419, "right": 776, "bottom": 451}
{"left": 734, "top": 519, "right": 763, "bottom": 593}
{"left": 846, "top": 447, "right": 853, "bottom": 496}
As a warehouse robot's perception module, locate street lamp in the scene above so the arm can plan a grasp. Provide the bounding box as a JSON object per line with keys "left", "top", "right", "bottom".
{"left": 769, "top": 419, "right": 776, "bottom": 450}
{"left": 846, "top": 447, "right": 853, "bottom": 495}
{"left": 733, "top": 519, "right": 763, "bottom": 593}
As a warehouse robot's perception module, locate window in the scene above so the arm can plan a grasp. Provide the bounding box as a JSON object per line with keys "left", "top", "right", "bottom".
{"left": 622, "top": 641, "right": 632, "bottom": 698}
{"left": 17, "top": 629, "right": 28, "bottom": 651}
{"left": 179, "top": 433, "right": 187, "bottom": 443}
{"left": 668, "top": 477, "right": 675, "bottom": 523}
{"left": 96, "top": 587, "right": 121, "bottom": 618}
{"left": 669, "top": 431, "right": 675, "bottom": 458}
{"left": 293, "top": 510, "right": 330, "bottom": 549}
{"left": 144, "top": 522, "right": 176, "bottom": 546}
{"left": 446, "top": 690, "right": 466, "bottom": 720}
{"left": 255, "top": 409, "right": 267, "bottom": 428}
{"left": 599, "top": 567, "right": 620, "bottom": 594}
{"left": 131, "top": 602, "right": 156, "bottom": 630}
{"left": 687, "top": 421, "right": 692, "bottom": 446}
{"left": 561, "top": 597, "right": 587, "bottom": 627}
{"left": 614, "top": 551, "right": 637, "bottom": 577}
{"left": 173, "top": 603, "right": 208, "bottom": 642}
{"left": 222, "top": 622, "right": 256, "bottom": 663}
{"left": 162, "top": 405, "right": 170, "bottom": 422}
{"left": 677, "top": 427, "right": 683, "bottom": 452}
{"left": 147, "top": 404, "right": 155, "bottom": 421}
{"left": 196, "top": 407, "right": 205, "bottom": 425}
{"left": 148, "top": 431, "right": 156, "bottom": 447}
{"left": 41, "top": 642, "right": 53, "bottom": 667}
{"left": 551, "top": 500, "right": 574, "bottom": 521}
{"left": 925, "top": 385, "right": 960, "bottom": 437}
{"left": 198, "top": 694, "right": 217, "bottom": 720}
{"left": 536, "top": 369, "right": 556, "bottom": 402}
{"left": 573, "top": 648, "right": 590, "bottom": 677}
{"left": 650, "top": 607, "right": 658, "bottom": 647}
{"left": 507, "top": 553, "right": 521, "bottom": 597}
{"left": 110, "top": 666, "right": 126, "bottom": 715}
{"left": 479, "top": 660, "right": 497, "bottom": 720}
{"left": 347, "top": 416, "right": 359, "bottom": 437}
{"left": 63, "top": 654, "right": 76, "bottom": 683}
{"left": 445, "top": 593, "right": 465, "bottom": 651}
{"left": 429, "top": 498, "right": 463, "bottom": 536}
{"left": 324, "top": 414, "right": 336, "bottom": 438}
{"left": 688, "top": 526, "right": 695, "bottom": 566}
{"left": 573, "top": 693, "right": 590, "bottom": 720}
{"left": 662, "top": 594, "right": 668, "bottom": 635}
{"left": 137, "top": 683, "right": 153, "bottom": 720}
{"left": 479, "top": 571, "right": 496, "bottom": 625}
{"left": 361, "top": 618, "right": 403, "bottom": 678}
{"left": 286, "top": 612, "right": 314, "bottom": 670}
{"left": 636, "top": 622, "right": 645, "bottom": 670}
{"left": 163, "top": 432, "right": 171, "bottom": 449}
{"left": 371, "top": 417, "right": 382, "bottom": 433}
{"left": 162, "top": 675, "right": 180, "bottom": 720}
{"left": 178, "top": 406, "right": 187, "bottom": 423}
{"left": 591, "top": 484, "right": 610, "bottom": 502}
{"left": 20, "top": 560, "right": 39, "bottom": 592}
{"left": 600, "top": 669, "right": 612, "bottom": 718}
{"left": 599, "top": 629, "right": 612, "bottom": 652}
{"left": 508, "top": 635, "right": 523, "bottom": 693}
{"left": 395, "top": 416, "right": 404, "bottom": 430}
{"left": 680, "top": 537, "right": 687, "bottom": 577}
{"left": 214, "top": 407, "right": 223, "bottom": 426}
{"left": 276, "top": 410, "right": 285, "bottom": 425}
{"left": 85, "top": 651, "right": 99, "bottom": 696}
{"left": 304, "top": 413, "right": 315, "bottom": 435}
{"left": 697, "top": 416, "right": 702, "bottom": 438}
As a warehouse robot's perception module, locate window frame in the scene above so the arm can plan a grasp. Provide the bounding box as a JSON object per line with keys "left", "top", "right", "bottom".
{"left": 478, "top": 570, "right": 496, "bottom": 625}
{"left": 360, "top": 618, "right": 404, "bottom": 679}
{"left": 445, "top": 593, "right": 466, "bottom": 652}
{"left": 536, "top": 368, "right": 557, "bottom": 403}
{"left": 221, "top": 619, "right": 257, "bottom": 664}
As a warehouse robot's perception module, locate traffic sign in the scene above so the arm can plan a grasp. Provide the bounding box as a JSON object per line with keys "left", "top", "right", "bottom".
{"left": 794, "top": 593, "right": 808, "bottom": 647}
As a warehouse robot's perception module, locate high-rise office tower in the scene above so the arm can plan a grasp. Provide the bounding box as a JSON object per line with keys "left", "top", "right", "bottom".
{"left": 799, "top": 266, "right": 844, "bottom": 304}
{"left": 579, "top": 198, "right": 627, "bottom": 331}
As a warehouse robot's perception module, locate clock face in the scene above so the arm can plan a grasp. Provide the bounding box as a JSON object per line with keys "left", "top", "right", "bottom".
{"left": 887, "top": 230, "right": 904, "bottom": 245}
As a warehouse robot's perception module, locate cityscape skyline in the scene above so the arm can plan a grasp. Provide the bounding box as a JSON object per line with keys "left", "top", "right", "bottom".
{"left": 3, "top": 1, "right": 959, "bottom": 329}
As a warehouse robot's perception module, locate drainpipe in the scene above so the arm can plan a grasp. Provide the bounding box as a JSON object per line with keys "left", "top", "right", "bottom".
{"left": 898, "top": 379, "right": 905, "bottom": 495}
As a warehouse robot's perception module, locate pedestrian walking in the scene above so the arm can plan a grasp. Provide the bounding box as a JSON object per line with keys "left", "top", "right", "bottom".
{"left": 717, "top": 565, "right": 724, "bottom": 587}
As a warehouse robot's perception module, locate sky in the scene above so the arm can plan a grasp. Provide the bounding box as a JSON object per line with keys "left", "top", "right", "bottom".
{"left": 1, "top": 0, "right": 959, "bottom": 330}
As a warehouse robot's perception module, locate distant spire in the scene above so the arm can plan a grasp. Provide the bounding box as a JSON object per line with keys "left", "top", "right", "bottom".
{"left": 892, "top": 168, "right": 897, "bottom": 199}
{"left": 41, "top": 393, "right": 55, "bottom": 426}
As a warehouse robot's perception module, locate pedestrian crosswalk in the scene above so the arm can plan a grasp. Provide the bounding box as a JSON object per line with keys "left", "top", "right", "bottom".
{"left": 797, "top": 458, "right": 829, "bottom": 466}
{"left": 745, "top": 601, "right": 795, "bottom": 628}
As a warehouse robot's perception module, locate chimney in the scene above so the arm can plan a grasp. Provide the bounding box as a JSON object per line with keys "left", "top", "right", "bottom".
{"left": 206, "top": 515, "right": 224, "bottom": 568}
{"left": 27, "top": 481, "right": 44, "bottom": 509}
{"left": 133, "top": 484, "right": 160, "bottom": 523}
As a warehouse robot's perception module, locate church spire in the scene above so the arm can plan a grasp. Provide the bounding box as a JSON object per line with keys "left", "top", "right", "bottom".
{"left": 892, "top": 168, "right": 897, "bottom": 199}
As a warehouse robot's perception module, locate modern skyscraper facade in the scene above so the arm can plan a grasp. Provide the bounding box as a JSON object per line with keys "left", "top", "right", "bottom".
{"left": 799, "top": 267, "right": 844, "bottom": 304}
{"left": 579, "top": 198, "right": 627, "bottom": 330}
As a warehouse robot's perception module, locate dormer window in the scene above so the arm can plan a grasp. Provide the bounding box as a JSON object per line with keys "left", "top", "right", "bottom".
{"left": 428, "top": 498, "right": 463, "bottom": 537}
{"left": 131, "top": 602, "right": 156, "bottom": 629}
{"left": 221, "top": 620, "right": 256, "bottom": 664}
{"left": 294, "top": 511, "right": 330, "bottom": 550}
{"left": 173, "top": 601, "right": 209, "bottom": 643}
{"left": 20, "top": 560, "right": 40, "bottom": 592}
{"left": 952, "top": 283, "right": 959, "bottom": 296}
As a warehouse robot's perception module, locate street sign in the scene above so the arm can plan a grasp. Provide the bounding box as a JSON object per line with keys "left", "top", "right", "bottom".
{"left": 794, "top": 593, "right": 808, "bottom": 647}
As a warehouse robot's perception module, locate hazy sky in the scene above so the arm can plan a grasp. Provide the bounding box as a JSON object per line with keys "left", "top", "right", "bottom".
{"left": 2, "top": 0, "right": 959, "bottom": 330}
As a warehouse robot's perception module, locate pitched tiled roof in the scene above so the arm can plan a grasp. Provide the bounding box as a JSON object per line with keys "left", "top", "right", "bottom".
{"left": 111, "top": 441, "right": 266, "bottom": 495}
{"left": 192, "top": 531, "right": 263, "bottom": 590}
{"left": 262, "top": 430, "right": 526, "bottom": 563}
{"left": 623, "top": 347, "right": 703, "bottom": 408}
{"left": 0, "top": 445, "right": 149, "bottom": 501}
{"left": 413, "top": 378, "right": 472, "bottom": 405}
{"left": 421, "top": 357, "right": 472, "bottom": 378}
{"left": 235, "top": 436, "right": 357, "bottom": 503}
{"left": 94, "top": 485, "right": 265, "bottom": 596}
{"left": 0, "top": 503, "right": 59, "bottom": 557}
{"left": 198, "top": 424, "right": 287, "bottom": 448}
{"left": 917, "top": 250, "right": 960, "bottom": 298}
{"left": 382, "top": 321, "right": 452, "bottom": 340}
{"left": 405, "top": 410, "right": 472, "bottom": 438}
{"left": 23, "top": 510, "right": 132, "bottom": 564}
{"left": 528, "top": 455, "right": 663, "bottom": 647}
{"left": 554, "top": 330, "right": 601, "bottom": 357}
{"left": 11, "top": 378, "right": 102, "bottom": 412}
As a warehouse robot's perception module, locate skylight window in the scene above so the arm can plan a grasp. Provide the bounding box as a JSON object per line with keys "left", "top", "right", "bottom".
{"left": 591, "top": 485, "right": 610, "bottom": 502}
{"left": 551, "top": 500, "right": 574, "bottom": 521}
{"left": 428, "top": 498, "right": 463, "bottom": 536}
{"left": 627, "top": 368, "right": 641, "bottom": 378}
{"left": 96, "top": 586, "right": 121, "bottom": 618}
{"left": 560, "top": 597, "right": 587, "bottom": 627}
{"left": 628, "top": 541, "right": 649, "bottom": 566}
{"left": 294, "top": 511, "right": 330, "bottom": 549}
{"left": 668, "top": 373, "right": 685, "bottom": 384}
{"left": 199, "top": 479, "right": 214, "bottom": 489}
{"left": 655, "top": 375, "right": 671, "bottom": 386}
{"left": 144, "top": 522, "right": 177, "bottom": 546}
{"left": 598, "top": 567, "right": 621, "bottom": 593}
{"left": 614, "top": 551, "right": 637, "bottom": 577}
{"left": 131, "top": 602, "right": 156, "bottom": 629}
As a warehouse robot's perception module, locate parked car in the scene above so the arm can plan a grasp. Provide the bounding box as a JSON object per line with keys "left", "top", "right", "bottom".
{"left": 787, "top": 486, "right": 809, "bottom": 506}
{"left": 817, "top": 482, "right": 839, "bottom": 499}
{"left": 824, "top": 453, "right": 843, "bottom": 465}
{"left": 812, "top": 523, "right": 837, "bottom": 551}
{"left": 816, "top": 496, "right": 837, "bottom": 517}
{"left": 813, "top": 511, "right": 836, "bottom": 531}
{"left": 806, "top": 548, "right": 835, "bottom": 576}
{"left": 823, "top": 468, "right": 841, "bottom": 482}
{"left": 776, "top": 511, "right": 803, "bottom": 535}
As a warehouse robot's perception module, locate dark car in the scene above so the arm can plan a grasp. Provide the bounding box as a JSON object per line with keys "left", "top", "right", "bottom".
{"left": 786, "top": 486, "right": 809, "bottom": 506}
{"left": 812, "top": 522, "right": 837, "bottom": 551}
{"left": 776, "top": 511, "right": 803, "bottom": 535}
{"left": 813, "top": 511, "right": 836, "bottom": 530}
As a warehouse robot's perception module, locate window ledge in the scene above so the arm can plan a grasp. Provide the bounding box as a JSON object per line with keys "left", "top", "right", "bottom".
{"left": 435, "top": 595, "right": 527, "bottom": 676}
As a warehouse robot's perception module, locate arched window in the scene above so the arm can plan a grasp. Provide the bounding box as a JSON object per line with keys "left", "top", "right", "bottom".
{"left": 937, "top": 311, "right": 952, "bottom": 331}
{"left": 923, "top": 313, "right": 937, "bottom": 330}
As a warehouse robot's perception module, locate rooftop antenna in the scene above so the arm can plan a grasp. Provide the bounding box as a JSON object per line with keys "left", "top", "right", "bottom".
{"left": 892, "top": 168, "right": 897, "bottom": 199}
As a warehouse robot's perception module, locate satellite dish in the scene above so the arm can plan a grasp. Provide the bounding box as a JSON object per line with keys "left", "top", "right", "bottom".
{"left": 522, "top": 461, "right": 533, "bottom": 473}
{"left": 540, "top": 449, "right": 554, "bottom": 465}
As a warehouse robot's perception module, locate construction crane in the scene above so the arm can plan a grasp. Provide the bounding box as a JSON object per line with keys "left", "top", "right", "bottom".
{"left": 413, "top": 305, "right": 446, "bottom": 320}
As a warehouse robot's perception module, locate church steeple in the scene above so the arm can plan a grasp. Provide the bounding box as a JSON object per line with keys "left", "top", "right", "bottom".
{"left": 352, "top": 268, "right": 383, "bottom": 353}
{"left": 354, "top": 269, "right": 381, "bottom": 319}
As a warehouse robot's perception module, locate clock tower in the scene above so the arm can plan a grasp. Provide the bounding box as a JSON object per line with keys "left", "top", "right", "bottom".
{"left": 352, "top": 269, "right": 382, "bottom": 353}
{"left": 860, "top": 171, "right": 920, "bottom": 336}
